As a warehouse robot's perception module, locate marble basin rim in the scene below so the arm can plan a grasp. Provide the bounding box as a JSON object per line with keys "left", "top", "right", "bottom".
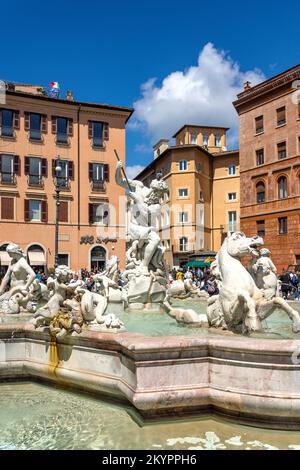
{"left": 1, "top": 322, "right": 300, "bottom": 430}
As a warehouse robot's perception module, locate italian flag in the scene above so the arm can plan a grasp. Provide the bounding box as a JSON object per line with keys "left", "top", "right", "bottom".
{"left": 50, "top": 82, "right": 60, "bottom": 89}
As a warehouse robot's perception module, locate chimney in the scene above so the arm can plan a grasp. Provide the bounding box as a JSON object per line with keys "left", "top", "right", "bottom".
{"left": 66, "top": 90, "right": 74, "bottom": 101}
{"left": 243, "top": 81, "right": 252, "bottom": 91}
{"left": 153, "top": 139, "right": 169, "bottom": 159}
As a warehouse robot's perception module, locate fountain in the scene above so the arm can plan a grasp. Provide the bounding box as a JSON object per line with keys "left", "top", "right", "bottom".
{"left": 1, "top": 168, "right": 300, "bottom": 438}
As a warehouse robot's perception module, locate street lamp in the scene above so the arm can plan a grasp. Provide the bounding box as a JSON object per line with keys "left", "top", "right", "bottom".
{"left": 54, "top": 159, "right": 62, "bottom": 268}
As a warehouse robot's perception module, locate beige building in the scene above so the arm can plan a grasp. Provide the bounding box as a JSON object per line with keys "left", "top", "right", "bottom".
{"left": 136, "top": 124, "right": 240, "bottom": 267}
{"left": 0, "top": 82, "right": 133, "bottom": 272}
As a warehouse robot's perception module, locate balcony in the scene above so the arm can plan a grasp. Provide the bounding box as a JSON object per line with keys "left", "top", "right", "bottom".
{"left": 0, "top": 172, "right": 16, "bottom": 185}
{"left": 0, "top": 126, "right": 15, "bottom": 139}
{"left": 91, "top": 179, "right": 106, "bottom": 192}
{"left": 28, "top": 130, "right": 43, "bottom": 143}
{"left": 28, "top": 175, "right": 44, "bottom": 188}
{"left": 91, "top": 139, "right": 106, "bottom": 150}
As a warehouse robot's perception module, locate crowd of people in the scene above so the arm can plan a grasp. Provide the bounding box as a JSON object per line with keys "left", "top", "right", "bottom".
{"left": 279, "top": 268, "right": 300, "bottom": 300}
{"left": 170, "top": 266, "right": 219, "bottom": 296}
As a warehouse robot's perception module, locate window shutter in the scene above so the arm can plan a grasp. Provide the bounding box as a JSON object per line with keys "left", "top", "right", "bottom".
{"left": 68, "top": 118, "right": 73, "bottom": 136}
{"left": 89, "top": 204, "right": 93, "bottom": 224}
{"left": 41, "top": 114, "right": 47, "bottom": 133}
{"left": 51, "top": 116, "right": 57, "bottom": 134}
{"left": 24, "top": 199, "right": 30, "bottom": 221}
{"left": 104, "top": 164, "right": 109, "bottom": 182}
{"left": 24, "top": 112, "right": 30, "bottom": 131}
{"left": 24, "top": 156, "right": 30, "bottom": 175}
{"left": 88, "top": 162, "right": 94, "bottom": 180}
{"left": 0, "top": 110, "right": 2, "bottom": 128}
{"left": 52, "top": 159, "right": 57, "bottom": 177}
{"left": 1, "top": 197, "right": 14, "bottom": 220}
{"left": 103, "top": 122, "right": 109, "bottom": 140}
{"left": 88, "top": 121, "right": 93, "bottom": 139}
{"left": 68, "top": 161, "right": 74, "bottom": 180}
{"left": 41, "top": 158, "right": 48, "bottom": 177}
{"left": 0, "top": 155, "right": 2, "bottom": 173}
{"left": 13, "top": 155, "right": 20, "bottom": 175}
{"left": 41, "top": 200, "right": 48, "bottom": 222}
{"left": 13, "top": 111, "right": 20, "bottom": 129}
{"left": 59, "top": 201, "right": 68, "bottom": 222}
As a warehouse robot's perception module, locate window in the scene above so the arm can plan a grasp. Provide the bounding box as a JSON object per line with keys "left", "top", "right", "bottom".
{"left": 179, "top": 160, "right": 187, "bottom": 171}
{"left": 25, "top": 157, "right": 47, "bottom": 186}
{"left": 277, "top": 106, "right": 286, "bottom": 126}
{"left": 57, "top": 117, "right": 68, "bottom": 144}
{"left": 1, "top": 110, "right": 13, "bottom": 136}
{"left": 256, "top": 149, "right": 264, "bottom": 166}
{"left": 29, "top": 200, "right": 41, "bottom": 221}
{"left": 165, "top": 239, "right": 170, "bottom": 250}
{"left": 178, "top": 188, "right": 188, "bottom": 197}
{"left": 88, "top": 121, "right": 109, "bottom": 148}
{"left": 29, "top": 113, "right": 41, "bottom": 140}
{"left": 199, "top": 190, "right": 204, "bottom": 201}
{"left": 278, "top": 217, "right": 288, "bottom": 234}
{"left": 57, "top": 254, "right": 69, "bottom": 266}
{"left": 202, "top": 134, "right": 209, "bottom": 146}
{"left": 89, "top": 163, "right": 109, "bottom": 191}
{"left": 256, "top": 220, "right": 265, "bottom": 237}
{"left": 278, "top": 176, "right": 288, "bottom": 199}
{"left": 179, "top": 212, "right": 188, "bottom": 223}
{"left": 277, "top": 141, "right": 287, "bottom": 160}
{"left": 179, "top": 237, "right": 188, "bottom": 252}
{"left": 215, "top": 134, "right": 221, "bottom": 147}
{"left": 228, "top": 165, "right": 236, "bottom": 176}
{"left": 89, "top": 203, "right": 109, "bottom": 224}
{"left": 52, "top": 159, "right": 74, "bottom": 188}
{"left": 0, "top": 155, "right": 14, "bottom": 184}
{"left": 255, "top": 115, "right": 264, "bottom": 134}
{"left": 228, "top": 192, "right": 237, "bottom": 201}
{"left": 228, "top": 211, "right": 237, "bottom": 233}
{"left": 1, "top": 197, "right": 14, "bottom": 220}
{"left": 256, "top": 181, "right": 265, "bottom": 203}
{"left": 190, "top": 133, "right": 197, "bottom": 144}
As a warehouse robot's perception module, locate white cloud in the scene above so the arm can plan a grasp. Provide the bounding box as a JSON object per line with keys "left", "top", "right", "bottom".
{"left": 126, "top": 164, "right": 145, "bottom": 179}
{"left": 132, "top": 43, "right": 265, "bottom": 147}
{"left": 134, "top": 143, "right": 152, "bottom": 154}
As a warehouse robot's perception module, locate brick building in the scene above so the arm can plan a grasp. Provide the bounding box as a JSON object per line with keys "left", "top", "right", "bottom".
{"left": 233, "top": 64, "right": 300, "bottom": 271}
{"left": 0, "top": 82, "right": 133, "bottom": 272}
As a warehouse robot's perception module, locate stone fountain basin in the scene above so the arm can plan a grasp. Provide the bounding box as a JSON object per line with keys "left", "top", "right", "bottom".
{"left": 1, "top": 317, "right": 300, "bottom": 430}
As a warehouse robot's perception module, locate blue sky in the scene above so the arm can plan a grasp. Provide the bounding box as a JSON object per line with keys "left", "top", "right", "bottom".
{"left": 1, "top": 0, "right": 299, "bottom": 177}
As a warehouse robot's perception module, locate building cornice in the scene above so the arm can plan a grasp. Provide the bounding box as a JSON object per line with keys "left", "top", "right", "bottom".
{"left": 233, "top": 63, "right": 300, "bottom": 112}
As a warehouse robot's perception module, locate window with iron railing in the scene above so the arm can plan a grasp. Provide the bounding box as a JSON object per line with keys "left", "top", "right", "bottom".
{"left": 89, "top": 163, "right": 109, "bottom": 191}
{"left": 52, "top": 159, "right": 74, "bottom": 188}
{"left": 25, "top": 157, "right": 47, "bottom": 187}
{"left": 0, "top": 154, "right": 19, "bottom": 184}
{"left": 88, "top": 121, "right": 109, "bottom": 148}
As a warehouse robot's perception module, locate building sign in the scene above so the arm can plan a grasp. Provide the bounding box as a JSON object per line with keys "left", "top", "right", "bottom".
{"left": 80, "top": 236, "right": 117, "bottom": 245}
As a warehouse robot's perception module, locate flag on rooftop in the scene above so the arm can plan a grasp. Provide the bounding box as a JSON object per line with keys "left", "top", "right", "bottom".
{"left": 49, "top": 81, "right": 60, "bottom": 98}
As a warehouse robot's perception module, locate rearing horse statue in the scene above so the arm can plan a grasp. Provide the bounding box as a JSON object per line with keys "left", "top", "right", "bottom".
{"left": 207, "top": 232, "right": 300, "bottom": 334}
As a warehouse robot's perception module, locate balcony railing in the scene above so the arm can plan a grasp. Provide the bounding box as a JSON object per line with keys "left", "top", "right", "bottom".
{"left": 28, "top": 175, "right": 44, "bottom": 188}
{"left": 91, "top": 179, "right": 106, "bottom": 192}
{"left": 91, "top": 139, "right": 106, "bottom": 150}
{"left": 28, "top": 130, "right": 43, "bottom": 142}
{"left": 56, "top": 177, "right": 70, "bottom": 189}
{"left": 0, "top": 126, "right": 15, "bottom": 138}
{"left": 56, "top": 133, "right": 70, "bottom": 146}
{"left": 0, "top": 172, "right": 16, "bottom": 185}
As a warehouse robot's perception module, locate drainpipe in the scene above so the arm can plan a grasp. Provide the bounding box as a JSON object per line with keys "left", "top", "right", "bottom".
{"left": 77, "top": 105, "right": 81, "bottom": 230}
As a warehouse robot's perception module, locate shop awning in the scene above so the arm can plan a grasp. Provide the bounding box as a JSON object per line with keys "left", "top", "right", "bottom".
{"left": 0, "top": 251, "right": 11, "bottom": 266}
{"left": 28, "top": 251, "right": 46, "bottom": 266}
{"left": 184, "top": 260, "right": 211, "bottom": 268}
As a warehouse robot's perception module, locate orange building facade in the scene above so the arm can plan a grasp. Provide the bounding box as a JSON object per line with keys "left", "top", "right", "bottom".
{"left": 0, "top": 83, "right": 133, "bottom": 272}
{"left": 234, "top": 64, "right": 300, "bottom": 271}
{"left": 137, "top": 125, "right": 240, "bottom": 268}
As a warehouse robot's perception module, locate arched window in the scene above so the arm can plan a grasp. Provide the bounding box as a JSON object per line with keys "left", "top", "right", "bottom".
{"left": 179, "top": 160, "right": 187, "bottom": 171}
{"left": 90, "top": 246, "right": 106, "bottom": 272}
{"left": 179, "top": 237, "right": 188, "bottom": 252}
{"left": 256, "top": 181, "right": 265, "bottom": 203}
{"left": 278, "top": 176, "right": 288, "bottom": 199}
